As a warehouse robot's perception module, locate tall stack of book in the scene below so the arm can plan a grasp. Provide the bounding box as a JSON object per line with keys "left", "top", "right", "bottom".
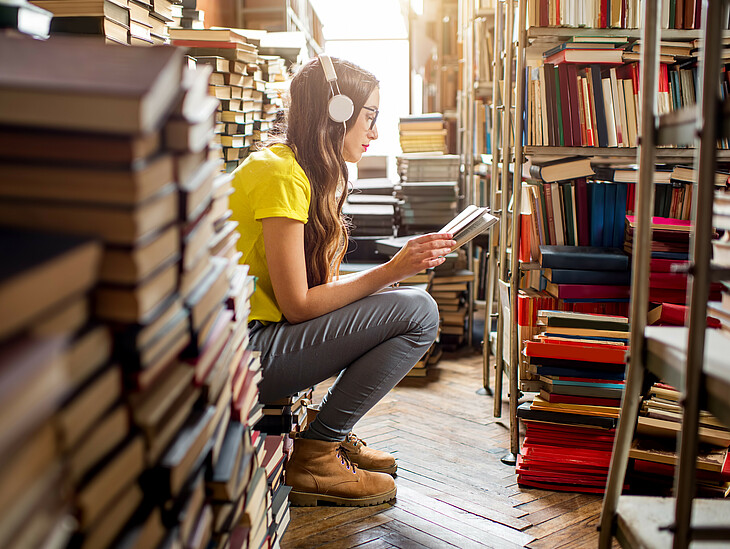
{"left": 170, "top": 28, "right": 261, "bottom": 172}
{"left": 398, "top": 113, "right": 448, "bottom": 153}
{"left": 0, "top": 34, "right": 271, "bottom": 547}
{"left": 628, "top": 382, "right": 730, "bottom": 497}
{"left": 517, "top": 310, "right": 629, "bottom": 493}
{"left": 0, "top": 228, "right": 102, "bottom": 549}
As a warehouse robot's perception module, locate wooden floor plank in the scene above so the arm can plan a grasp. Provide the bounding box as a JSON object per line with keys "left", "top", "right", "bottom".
{"left": 281, "top": 350, "right": 611, "bottom": 548}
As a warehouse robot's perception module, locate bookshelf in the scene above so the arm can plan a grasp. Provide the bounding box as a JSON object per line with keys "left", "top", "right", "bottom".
{"left": 598, "top": 0, "right": 730, "bottom": 547}
{"left": 493, "top": 0, "right": 730, "bottom": 472}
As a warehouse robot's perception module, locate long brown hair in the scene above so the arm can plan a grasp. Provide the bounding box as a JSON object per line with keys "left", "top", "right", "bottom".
{"left": 274, "top": 57, "right": 379, "bottom": 287}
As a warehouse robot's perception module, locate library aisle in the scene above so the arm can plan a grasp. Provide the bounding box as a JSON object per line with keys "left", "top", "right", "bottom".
{"left": 282, "top": 348, "right": 619, "bottom": 549}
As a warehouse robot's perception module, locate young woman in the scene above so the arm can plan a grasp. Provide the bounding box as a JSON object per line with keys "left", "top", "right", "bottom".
{"left": 229, "top": 56, "right": 455, "bottom": 507}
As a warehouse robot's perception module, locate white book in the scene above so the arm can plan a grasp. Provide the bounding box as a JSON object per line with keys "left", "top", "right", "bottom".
{"left": 601, "top": 77, "right": 618, "bottom": 147}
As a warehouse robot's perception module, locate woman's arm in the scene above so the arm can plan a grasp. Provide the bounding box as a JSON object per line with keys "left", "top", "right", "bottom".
{"left": 262, "top": 217, "right": 454, "bottom": 323}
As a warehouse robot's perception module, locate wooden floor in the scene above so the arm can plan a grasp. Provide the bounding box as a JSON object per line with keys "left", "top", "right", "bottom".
{"left": 281, "top": 349, "right": 619, "bottom": 549}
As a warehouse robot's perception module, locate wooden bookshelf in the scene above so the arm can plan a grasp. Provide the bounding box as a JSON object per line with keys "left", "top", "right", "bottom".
{"left": 598, "top": 0, "right": 730, "bottom": 546}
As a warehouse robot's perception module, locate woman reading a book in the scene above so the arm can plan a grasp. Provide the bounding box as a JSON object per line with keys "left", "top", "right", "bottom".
{"left": 230, "top": 56, "right": 454, "bottom": 506}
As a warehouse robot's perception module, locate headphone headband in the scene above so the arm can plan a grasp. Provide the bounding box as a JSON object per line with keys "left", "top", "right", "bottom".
{"left": 318, "top": 54, "right": 354, "bottom": 124}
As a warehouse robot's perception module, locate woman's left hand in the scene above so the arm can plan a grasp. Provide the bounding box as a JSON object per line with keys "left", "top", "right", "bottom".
{"left": 387, "top": 233, "right": 456, "bottom": 282}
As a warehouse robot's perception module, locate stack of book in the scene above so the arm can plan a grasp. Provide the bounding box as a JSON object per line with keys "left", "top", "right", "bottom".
{"left": 31, "top": 0, "right": 174, "bottom": 45}
{"left": 170, "top": 0, "right": 204, "bottom": 29}
{"left": 395, "top": 181, "right": 459, "bottom": 234}
{"left": 0, "top": 228, "right": 102, "bottom": 549}
{"left": 344, "top": 178, "right": 398, "bottom": 262}
{"left": 430, "top": 269, "right": 475, "bottom": 348}
{"left": 398, "top": 113, "right": 448, "bottom": 153}
{"left": 170, "top": 28, "right": 262, "bottom": 172}
{"left": 257, "top": 388, "right": 313, "bottom": 435}
{"left": 260, "top": 434, "right": 291, "bottom": 547}
{"left": 629, "top": 382, "right": 730, "bottom": 497}
{"left": 517, "top": 310, "right": 629, "bottom": 493}
{"left": 0, "top": 34, "right": 274, "bottom": 548}
{"left": 540, "top": 245, "right": 631, "bottom": 303}
{"left": 396, "top": 153, "right": 460, "bottom": 183}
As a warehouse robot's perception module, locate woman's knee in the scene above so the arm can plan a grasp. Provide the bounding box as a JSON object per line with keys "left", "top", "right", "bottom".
{"left": 391, "top": 287, "right": 439, "bottom": 340}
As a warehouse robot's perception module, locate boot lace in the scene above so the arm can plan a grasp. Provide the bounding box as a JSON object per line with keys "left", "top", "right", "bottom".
{"left": 336, "top": 445, "right": 358, "bottom": 474}
{"left": 345, "top": 432, "right": 367, "bottom": 448}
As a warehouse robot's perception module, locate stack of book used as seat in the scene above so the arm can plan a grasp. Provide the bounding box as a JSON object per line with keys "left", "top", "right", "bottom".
{"left": 628, "top": 381, "right": 730, "bottom": 497}
{"left": 0, "top": 33, "right": 280, "bottom": 549}
{"left": 517, "top": 310, "right": 629, "bottom": 494}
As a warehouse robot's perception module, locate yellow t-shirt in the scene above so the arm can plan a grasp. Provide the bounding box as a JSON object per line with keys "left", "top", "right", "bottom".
{"left": 230, "top": 143, "right": 310, "bottom": 323}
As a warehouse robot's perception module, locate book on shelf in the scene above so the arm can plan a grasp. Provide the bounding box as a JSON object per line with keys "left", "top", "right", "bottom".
{"left": 525, "top": 156, "right": 594, "bottom": 182}
{"left": 539, "top": 245, "right": 630, "bottom": 271}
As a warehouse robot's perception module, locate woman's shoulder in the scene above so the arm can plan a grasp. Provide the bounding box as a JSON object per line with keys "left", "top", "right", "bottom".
{"left": 239, "top": 143, "right": 299, "bottom": 175}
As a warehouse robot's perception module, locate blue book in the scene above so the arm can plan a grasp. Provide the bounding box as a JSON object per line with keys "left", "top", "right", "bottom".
{"left": 541, "top": 378, "right": 625, "bottom": 389}
{"left": 589, "top": 182, "right": 605, "bottom": 246}
{"left": 613, "top": 183, "right": 628, "bottom": 247}
{"left": 602, "top": 183, "right": 616, "bottom": 247}
{"left": 545, "top": 268, "right": 630, "bottom": 285}
{"left": 589, "top": 65, "right": 609, "bottom": 148}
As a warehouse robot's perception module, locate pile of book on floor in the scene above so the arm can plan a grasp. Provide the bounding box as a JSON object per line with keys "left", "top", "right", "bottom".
{"left": 30, "top": 0, "right": 175, "bottom": 45}
{"left": 517, "top": 310, "right": 629, "bottom": 493}
{"left": 430, "top": 268, "right": 474, "bottom": 349}
{"left": 628, "top": 381, "right": 730, "bottom": 497}
{"left": 170, "top": 0, "right": 204, "bottom": 29}
{"left": 398, "top": 113, "right": 448, "bottom": 153}
{"left": 0, "top": 33, "right": 288, "bottom": 548}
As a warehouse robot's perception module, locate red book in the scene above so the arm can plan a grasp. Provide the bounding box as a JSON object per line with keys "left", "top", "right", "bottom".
{"left": 525, "top": 340, "right": 628, "bottom": 364}
{"left": 544, "top": 48, "right": 624, "bottom": 66}
{"left": 557, "top": 64, "right": 574, "bottom": 146}
{"left": 547, "top": 282, "right": 630, "bottom": 300}
{"left": 540, "top": 392, "right": 621, "bottom": 407}
{"left": 543, "top": 182, "right": 557, "bottom": 245}
{"left": 566, "top": 64, "right": 582, "bottom": 147}
{"left": 649, "top": 272, "right": 688, "bottom": 290}
{"left": 650, "top": 258, "right": 688, "bottom": 272}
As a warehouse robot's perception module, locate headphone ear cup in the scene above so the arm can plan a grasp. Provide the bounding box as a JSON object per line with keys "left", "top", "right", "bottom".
{"left": 327, "top": 94, "right": 354, "bottom": 123}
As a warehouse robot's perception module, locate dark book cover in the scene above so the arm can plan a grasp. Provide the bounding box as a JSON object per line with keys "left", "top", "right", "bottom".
{"left": 589, "top": 182, "right": 605, "bottom": 246}
{"left": 575, "top": 177, "right": 591, "bottom": 246}
{"left": 557, "top": 64, "right": 573, "bottom": 146}
{"left": 539, "top": 245, "right": 630, "bottom": 271}
{"left": 613, "top": 183, "right": 628, "bottom": 247}
{"left": 602, "top": 183, "right": 616, "bottom": 248}
{"left": 589, "top": 65, "right": 609, "bottom": 147}
{"left": 546, "top": 267, "right": 630, "bottom": 285}
{"left": 543, "top": 63, "right": 558, "bottom": 146}
{"left": 517, "top": 401, "right": 618, "bottom": 428}
{"left": 554, "top": 66, "right": 565, "bottom": 146}
{"left": 566, "top": 64, "right": 583, "bottom": 146}
{"left": 531, "top": 364, "right": 625, "bottom": 380}
{"left": 561, "top": 182, "right": 575, "bottom": 246}
{"left": 528, "top": 355, "right": 626, "bottom": 372}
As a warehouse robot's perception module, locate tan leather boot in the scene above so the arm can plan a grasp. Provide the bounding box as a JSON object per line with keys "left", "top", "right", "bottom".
{"left": 341, "top": 433, "right": 397, "bottom": 475}
{"left": 306, "top": 405, "right": 398, "bottom": 475}
{"left": 285, "top": 437, "right": 396, "bottom": 507}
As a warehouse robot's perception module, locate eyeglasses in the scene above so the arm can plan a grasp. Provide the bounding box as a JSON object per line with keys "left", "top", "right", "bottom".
{"left": 362, "top": 106, "right": 379, "bottom": 130}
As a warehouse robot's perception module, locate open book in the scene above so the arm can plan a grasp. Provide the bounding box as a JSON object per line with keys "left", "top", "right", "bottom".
{"left": 439, "top": 205, "right": 499, "bottom": 251}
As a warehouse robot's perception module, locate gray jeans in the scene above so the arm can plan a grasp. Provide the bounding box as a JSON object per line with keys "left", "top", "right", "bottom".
{"left": 249, "top": 286, "right": 439, "bottom": 442}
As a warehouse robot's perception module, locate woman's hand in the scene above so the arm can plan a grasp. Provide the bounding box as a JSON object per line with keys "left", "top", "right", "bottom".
{"left": 387, "top": 233, "right": 456, "bottom": 282}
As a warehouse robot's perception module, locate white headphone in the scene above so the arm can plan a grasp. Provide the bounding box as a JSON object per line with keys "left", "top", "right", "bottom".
{"left": 319, "top": 54, "right": 354, "bottom": 124}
